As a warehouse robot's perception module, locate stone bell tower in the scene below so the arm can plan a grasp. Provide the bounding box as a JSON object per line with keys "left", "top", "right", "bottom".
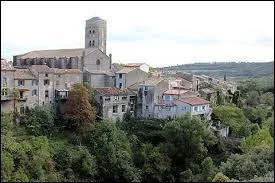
{"left": 85, "top": 17, "right": 107, "bottom": 53}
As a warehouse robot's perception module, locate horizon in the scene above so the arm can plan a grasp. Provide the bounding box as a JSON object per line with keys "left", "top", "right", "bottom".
{"left": 1, "top": 1, "right": 274, "bottom": 67}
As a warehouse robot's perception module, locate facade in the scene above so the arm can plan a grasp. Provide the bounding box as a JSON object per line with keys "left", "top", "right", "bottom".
{"left": 94, "top": 87, "right": 136, "bottom": 121}
{"left": 1, "top": 59, "right": 16, "bottom": 113}
{"left": 115, "top": 68, "right": 148, "bottom": 89}
{"left": 137, "top": 77, "right": 169, "bottom": 118}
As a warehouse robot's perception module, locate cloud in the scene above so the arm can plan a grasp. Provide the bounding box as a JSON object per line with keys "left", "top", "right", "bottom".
{"left": 1, "top": 1, "right": 274, "bottom": 66}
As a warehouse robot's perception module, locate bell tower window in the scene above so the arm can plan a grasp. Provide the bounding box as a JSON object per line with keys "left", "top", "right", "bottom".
{"left": 92, "top": 40, "right": 95, "bottom": 46}
{"left": 89, "top": 41, "right": 91, "bottom": 47}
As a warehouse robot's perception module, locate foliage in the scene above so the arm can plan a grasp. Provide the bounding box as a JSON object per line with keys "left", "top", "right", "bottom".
{"left": 86, "top": 121, "right": 141, "bottom": 182}
{"left": 243, "top": 106, "right": 269, "bottom": 125}
{"left": 64, "top": 83, "right": 96, "bottom": 132}
{"left": 212, "top": 172, "right": 230, "bottom": 182}
{"left": 200, "top": 157, "right": 218, "bottom": 182}
{"left": 24, "top": 104, "right": 54, "bottom": 136}
{"left": 220, "top": 147, "right": 274, "bottom": 181}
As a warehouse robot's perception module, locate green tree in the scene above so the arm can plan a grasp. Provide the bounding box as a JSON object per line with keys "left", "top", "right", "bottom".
{"left": 212, "top": 172, "right": 230, "bottom": 182}
{"left": 243, "top": 106, "right": 268, "bottom": 125}
{"left": 200, "top": 157, "right": 218, "bottom": 182}
{"left": 86, "top": 121, "right": 140, "bottom": 182}
{"left": 24, "top": 104, "right": 54, "bottom": 136}
{"left": 64, "top": 83, "right": 96, "bottom": 132}
{"left": 220, "top": 147, "right": 273, "bottom": 181}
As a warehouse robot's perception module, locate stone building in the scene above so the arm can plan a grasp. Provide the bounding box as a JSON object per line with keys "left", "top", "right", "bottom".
{"left": 115, "top": 68, "right": 148, "bottom": 89}
{"left": 94, "top": 87, "right": 136, "bottom": 121}
{"left": 124, "top": 63, "right": 150, "bottom": 73}
{"left": 1, "top": 59, "right": 16, "bottom": 113}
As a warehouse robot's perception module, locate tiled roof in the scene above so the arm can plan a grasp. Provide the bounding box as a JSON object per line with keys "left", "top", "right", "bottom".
{"left": 164, "top": 89, "right": 190, "bottom": 95}
{"left": 29, "top": 65, "right": 52, "bottom": 73}
{"left": 142, "top": 77, "right": 164, "bottom": 86}
{"left": 95, "top": 87, "right": 136, "bottom": 96}
{"left": 125, "top": 63, "right": 146, "bottom": 67}
{"left": 115, "top": 67, "right": 136, "bottom": 74}
{"left": 17, "top": 48, "right": 84, "bottom": 59}
{"left": 179, "top": 97, "right": 210, "bottom": 105}
{"left": 1, "top": 59, "right": 14, "bottom": 70}
{"left": 14, "top": 69, "right": 36, "bottom": 80}
{"left": 53, "top": 69, "right": 81, "bottom": 74}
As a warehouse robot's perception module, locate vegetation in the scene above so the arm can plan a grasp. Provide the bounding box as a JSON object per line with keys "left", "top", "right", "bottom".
{"left": 1, "top": 79, "right": 274, "bottom": 182}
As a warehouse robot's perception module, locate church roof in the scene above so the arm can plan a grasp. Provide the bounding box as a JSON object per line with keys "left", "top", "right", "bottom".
{"left": 17, "top": 48, "right": 84, "bottom": 59}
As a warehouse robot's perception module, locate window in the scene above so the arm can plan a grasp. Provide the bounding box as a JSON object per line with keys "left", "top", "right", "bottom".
{"left": 105, "top": 97, "right": 110, "bottom": 101}
{"left": 45, "top": 74, "right": 48, "bottom": 77}
{"left": 89, "top": 41, "right": 92, "bottom": 47}
{"left": 44, "top": 79, "right": 50, "bottom": 85}
{"left": 130, "top": 104, "right": 134, "bottom": 111}
{"left": 92, "top": 40, "right": 95, "bottom": 46}
{"left": 32, "top": 89, "right": 37, "bottom": 96}
{"left": 119, "top": 74, "right": 122, "bottom": 78}
{"left": 2, "top": 77, "right": 7, "bottom": 86}
{"left": 92, "top": 30, "right": 95, "bottom": 34}
{"left": 89, "top": 30, "right": 91, "bottom": 34}
{"left": 122, "top": 96, "right": 127, "bottom": 100}
{"left": 122, "top": 105, "right": 126, "bottom": 112}
{"left": 194, "top": 106, "right": 198, "bottom": 111}
{"left": 32, "top": 80, "right": 38, "bottom": 86}
{"left": 56, "top": 80, "right": 60, "bottom": 86}
{"left": 96, "top": 59, "right": 100, "bottom": 65}
{"left": 119, "top": 83, "right": 122, "bottom": 88}
{"left": 114, "top": 96, "right": 119, "bottom": 101}
{"left": 144, "top": 86, "right": 148, "bottom": 91}
{"left": 202, "top": 105, "right": 206, "bottom": 110}
{"left": 145, "top": 105, "right": 149, "bottom": 110}
{"left": 19, "top": 91, "right": 23, "bottom": 99}
{"left": 65, "top": 83, "right": 68, "bottom": 88}
{"left": 18, "top": 80, "right": 24, "bottom": 86}
{"left": 45, "top": 90, "right": 49, "bottom": 98}
{"left": 20, "top": 106, "right": 25, "bottom": 114}
{"left": 113, "top": 105, "right": 118, "bottom": 113}
{"left": 1, "top": 88, "right": 8, "bottom": 96}
{"left": 166, "top": 106, "right": 171, "bottom": 111}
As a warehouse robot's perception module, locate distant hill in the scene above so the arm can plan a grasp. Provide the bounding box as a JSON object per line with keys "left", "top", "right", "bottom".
{"left": 157, "top": 62, "right": 274, "bottom": 79}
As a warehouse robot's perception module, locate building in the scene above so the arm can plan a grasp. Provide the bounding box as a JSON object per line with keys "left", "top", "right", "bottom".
{"left": 137, "top": 77, "right": 169, "bottom": 118}
{"left": 1, "top": 59, "right": 16, "bottom": 113}
{"left": 115, "top": 67, "right": 148, "bottom": 89}
{"left": 94, "top": 87, "right": 136, "bottom": 121}
{"left": 154, "top": 96, "right": 212, "bottom": 120}
{"left": 125, "top": 63, "right": 150, "bottom": 73}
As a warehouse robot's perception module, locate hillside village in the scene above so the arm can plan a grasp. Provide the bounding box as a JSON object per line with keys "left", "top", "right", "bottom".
{"left": 1, "top": 17, "right": 236, "bottom": 136}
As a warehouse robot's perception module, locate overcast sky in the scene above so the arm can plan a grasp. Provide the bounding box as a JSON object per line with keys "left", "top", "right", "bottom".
{"left": 1, "top": 1, "right": 274, "bottom": 67}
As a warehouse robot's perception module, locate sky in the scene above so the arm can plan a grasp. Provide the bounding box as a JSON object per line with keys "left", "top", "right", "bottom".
{"left": 1, "top": 1, "right": 274, "bottom": 67}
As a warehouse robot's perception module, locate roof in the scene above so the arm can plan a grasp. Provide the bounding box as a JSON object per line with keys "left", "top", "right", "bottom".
{"left": 125, "top": 63, "right": 147, "bottom": 67}
{"left": 142, "top": 77, "right": 164, "bottom": 86}
{"left": 17, "top": 48, "right": 84, "bottom": 59}
{"left": 164, "top": 89, "right": 190, "bottom": 95}
{"left": 115, "top": 67, "right": 136, "bottom": 74}
{"left": 14, "top": 69, "right": 36, "bottom": 80}
{"left": 1, "top": 59, "right": 14, "bottom": 71}
{"left": 179, "top": 97, "right": 210, "bottom": 106}
{"left": 29, "top": 65, "right": 53, "bottom": 73}
{"left": 95, "top": 87, "right": 136, "bottom": 96}
{"left": 52, "top": 68, "right": 81, "bottom": 74}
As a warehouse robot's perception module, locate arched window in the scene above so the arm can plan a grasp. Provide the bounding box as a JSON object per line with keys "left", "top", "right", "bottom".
{"left": 92, "top": 40, "right": 95, "bottom": 46}
{"left": 89, "top": 40, "right": 91, "bottom": 47}
{"left": 92, "top": 30, "right": 95, "bottom": 34}
{"left": 96, "top": 59, "right": 100, "bottom": 65}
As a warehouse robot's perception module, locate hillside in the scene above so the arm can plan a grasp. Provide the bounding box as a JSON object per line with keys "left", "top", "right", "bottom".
{"left": 157, "top": 62, "right": 274, "bottom": 79}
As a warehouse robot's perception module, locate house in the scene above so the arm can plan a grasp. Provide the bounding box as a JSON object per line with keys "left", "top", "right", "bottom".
{"left": 137, "top": 77, "right": 169, "bottom": 118}
{"left": 115, "top": 67, "right": 148, "bottom": 89}
{"left": 1, "top": 59, "right": 16, "bottom": 113}
{"left": 94, "top": 87, "right": 137, "bottom": 121}
{"left": 163, "top": 89, "right": 199, "bottom": 100}
{"left": 125, "top": 63, "right": 150, "bottom": 73}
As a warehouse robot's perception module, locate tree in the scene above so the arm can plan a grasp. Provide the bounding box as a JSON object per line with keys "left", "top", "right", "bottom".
{"left": 245, "top": 91, "right": 261, "bottom": 107}
{"left": 64, "top": 83, "right": 96, "bottom": 132}
{"left": 161, "top": 115, "right": 217, "bottom": 179}
{"left": 86, "top": 121, "right": 140, "bottom": 182}
{"left": 243, "top": 106, "right": 268, "bottom": 125}
{"left": 24, "top": 104, "right": 54, "bottom": 136}
{"left": 200, "top": 157, "right": 218, "bottom": 182}
{"left": 212, "top": 172, "right": 230, "bottom": 182}
{"left": 220, "top": 147, "right": 273, "bottom": 181}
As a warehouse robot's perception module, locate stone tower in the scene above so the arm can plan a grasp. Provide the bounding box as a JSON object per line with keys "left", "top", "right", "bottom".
{"left": 85, "top": 17, "right": 107, "bottom": 53}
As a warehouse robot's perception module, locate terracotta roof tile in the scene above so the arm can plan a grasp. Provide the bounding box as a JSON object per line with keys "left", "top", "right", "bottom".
{"left": 14, "top": 69, "right": 36, "bottom": 80}
{"left": 164, "top": 89, "right": 189, "bottom": 95}
{"left": 1, "top": 59, "right": 14, "bottom": 70}
{"left": 53, "top": 69, "right": 81, "bottom": 74}
{"left": 29, "top": 65, "right": 52, "bottom": 73}
{"left": 179, "top": 97, "right": 210, "bottom": 105}
{"left": 115, "top": 67, "right": 137, "bottom": 74}
{"left": 95, "top": 87, "right": 136, "bottom": 96}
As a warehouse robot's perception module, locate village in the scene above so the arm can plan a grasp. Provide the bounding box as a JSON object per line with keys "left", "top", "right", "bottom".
{"left": 1, "top": 17, "right": 236, "bottom": 137}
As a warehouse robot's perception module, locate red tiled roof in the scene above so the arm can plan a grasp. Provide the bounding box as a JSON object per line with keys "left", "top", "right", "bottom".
{"left": 95, "top": 87, "right": 136, "bottom": 96}
{"left": 164, "top": 89, "right": 189, "bottom": 95}
{"left": 14, "top": 69, "right": 36, "bottom": 80}
{"left": 179, "top": 97, "right": 210, "bottom": 105}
